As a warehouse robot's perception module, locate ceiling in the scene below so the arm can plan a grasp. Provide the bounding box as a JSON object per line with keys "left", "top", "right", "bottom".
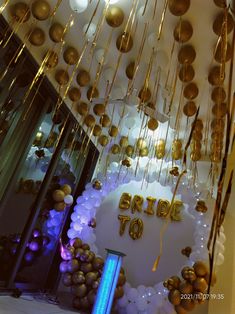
{"left": 2, "top": 0, "right": 235, "bottom": 172}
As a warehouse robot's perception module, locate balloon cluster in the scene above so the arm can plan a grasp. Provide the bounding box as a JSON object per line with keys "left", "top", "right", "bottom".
{"left": 164, "top": 261, "right": 216, "bottom": 313}
{"left": 60, "top": 237, "right": 126, "bottom": 311}
{"left": 0, "top": 228, "right": 50, "bottom": 278}
{"left": 52, "top": 184, "right": 73, "bottom": 212}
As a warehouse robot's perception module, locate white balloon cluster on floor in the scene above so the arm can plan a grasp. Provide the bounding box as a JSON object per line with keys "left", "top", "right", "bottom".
{"left": 67, "top": 158, "right": 226, "bottom": 314}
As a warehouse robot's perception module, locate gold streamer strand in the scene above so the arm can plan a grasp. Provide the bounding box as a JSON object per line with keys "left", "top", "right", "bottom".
{"left": 50, "top": 0, "right": 63, "bottom": 20}
{"left": 152, "top": 169, "right": 187, "bottom": 272}
{"left": 157, "top": 0, "right": 169, "bottom": 40}
{"left": 0, "top": 0, "right": 10, "bottom": 14}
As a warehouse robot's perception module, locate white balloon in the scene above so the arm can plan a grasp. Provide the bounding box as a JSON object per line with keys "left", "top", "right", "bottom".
{"left": 83, "top": 22, "right": 96, "bottom": 39}
{"left": 64, "top": 195, "right": 73, "bottom": 205}
{"left": 215, "top": 252, "right": 224, "bottom": 266}
{"left": 218, "top": 232, "right": 226, "bottom": 244}
{"left": 136, "top": 296, "right": 148, "bottom": 311}
{"left": 95, "top": 49, "right": 107, "bottom": 64}
{"left": 111, "top": 86, "right": 125, "bottom": 99}
{"left": 127, "top": 288, "right": 139, "bottom": 302}
{"left": 69, "top": 0, "right": 88, "bottom": 13}
{"left": 125, "top": 117, "right": 137, "bottom": 129}
{"left": 103, "top": 67, "right": 115, "bottom": 82}
{"left": 156, "top": 50, "right": 169, "bottom": 68}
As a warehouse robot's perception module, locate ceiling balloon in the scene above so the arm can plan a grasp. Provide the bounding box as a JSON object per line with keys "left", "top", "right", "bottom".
{"left": 83, "top": 23, "right": 96, "bottom": 39}
{"left": 179, "top": 64, "right": 195, "bottom": 82}
{"left": 211, "top": 86, "right": 226, "bottom": 103}
{"left": 68, "top": 87, "right": 81, "bottom": 102}
{"left": 213, "top": 12, "right": 234, "bottom": 36}
{"left": 76, "top": 70, "right": 90, "bottom": 87}
{"left": 105, "top": 6, "right": 124, "bottom": 28}
{"left": 28, "top": 27, "right": 45, "bottom": 46}
{"left": 168, "top": 0, "right": 190, "bottom": 16}
{"left": 31, "top": 0, "right": 51, "bottom": 21}
{"left": 183, "top": 82, "right": 199, "bottom": 100}
{"left": 69, "top": 0, "right": 88, "bottom": 13}
{"left": 11, "top": 2, "right": 30, "bottom": 23}
{"left": 63, "top": 46, "right": 79, "bottom": 65}
{"left": 214, "top": 41, "right": 232, "bottom": 63}
{"left": 116, "top": 32, "right": 133, "bottom": 53}
{"left": 49, "top": 23, "right": 65, "bottom": 43}
{"left": 178, "top": 45, "right": 196, "bottom": 64}
{"left": 174, "top": 20, "right": 193, "bottom": 43}
{"left": 208, "top": 66, "right": 225, "bottom": 86}
{"left": 156, "top": 50, "right": 169, "bottom": 68}
{"left": 125, "top": 62, "right": 135, "bottom": 80}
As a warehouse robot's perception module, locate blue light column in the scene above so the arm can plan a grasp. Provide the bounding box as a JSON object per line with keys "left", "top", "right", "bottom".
{"left": 92, "top": 249, "right": 125, "bottom": 314}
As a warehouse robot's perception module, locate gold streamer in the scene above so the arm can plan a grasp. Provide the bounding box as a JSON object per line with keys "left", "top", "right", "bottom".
{"left": 0, "top": 0, "right": 10, "bottom": 14}
{"left": 157, "top": 0, "right": 169, "bottom": 40}
{"left": 152, "top": 169, "right": 187, "bottom": 272}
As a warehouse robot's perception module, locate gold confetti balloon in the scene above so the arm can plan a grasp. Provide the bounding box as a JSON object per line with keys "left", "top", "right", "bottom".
{"left": 105, "top": 6, "right": 124, "bottom": 28}
{"left": 31, "top": 0, "right": 50, "bottom": 21}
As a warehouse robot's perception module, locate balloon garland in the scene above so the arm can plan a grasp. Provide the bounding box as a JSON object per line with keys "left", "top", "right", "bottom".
{"left": 66, "top": 159, "right": 226, "bottom": 314}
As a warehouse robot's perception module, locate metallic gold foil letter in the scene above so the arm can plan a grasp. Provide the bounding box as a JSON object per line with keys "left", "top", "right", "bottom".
{"left": 131, "top": 195, "right": 143, "bottom": 213}
{"left": 171, "top": 200, "right": 183, "bottom": 221}
{"left": 144, "top": 196, "right": 156, "bottom": 215}
{"left": 119, "top": 193, "right": 132, "bottom": 210}
{"left": 118, "top": 215, "right": 131, "bottom": 236}
{"left": 129, "top": 218, "right": 144, "bottom": 240}
{"left": 156, "top": 199, "right": 170, "bottom": 217}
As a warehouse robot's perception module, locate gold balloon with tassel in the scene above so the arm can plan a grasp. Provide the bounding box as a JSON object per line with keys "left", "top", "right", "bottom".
{"left": 178, "top": 45, "right": 196, "bottom": 64}
{"left": 183, "top": 82, "right": 199, "bottom": 100}
{"left": 179, "top": 64, "right": 195, "bottom": 82}
{"left": 105, "top": 6, "right": 124, "bottom": 28}
{"left": 76, "top": 102, "right": 89, "bottom": 116}
{"left": 100, "top": 114, "right": 111, "bottom": 127}
{"left": 31, "top": 0, "right": 51, "bottom": 21}
{"left": 211, "top": 86, "right": 226, "bottom": 103}
{"left": 11, "top": 2, "right": 30, "bottom": 23}
{"left": 168, "top": 0, "right": 190, "bottom": 16}
{"left": 212, "top": 103, "right": 227, "bottom": 118}
{"left": 76, "top": 70, "right": 90, "bottom": 87}
{"left": 92, "top": 125, "right": 102, "bottom": 137}
{"left": 208, "top": 65, "right": 225, "bottom": 86}
{"left": 28, "top": 27, "right": 45, "bottom": 46}
{"left": 55, "top": 69, "right": 69, "bottom": 86}
{"left": 49, "top": 22, "right": 64, "bottom": 43}
{"left": 174, "top": 20, "right": 193, "bottom": 43}
{"left": 109, "top": 125, "right": 118, "bottom": 137}
{"left": 68, "top": 87, "right": 81, "bottom": 102}
{"left": 93, "top": 104, "right": 105, "bottom": 116}
{"left": 84, "top": 114, "right": 96, "bottom": 128}
{"left": 214, "top": 41, "right": 232, "bottom": 63}
{"left": 213, "top": 12, "right": 234, "bottom": 36}
{"left": 64, "top": 46, "right": 79, "bottom": 65}
{"left": 116, "top": 32, "right": 133, "bottom": 53}
{"left": 183, "top": 101, "right": 197, "bottom": 117}
{"left": 125, "top": 62, "right": 135, "bottom": 80}
{"left": 98, "top": 135, "right": 109, "bottom": 147}
{"left": 87, "top": 86, "right": 99, "bottom": 101}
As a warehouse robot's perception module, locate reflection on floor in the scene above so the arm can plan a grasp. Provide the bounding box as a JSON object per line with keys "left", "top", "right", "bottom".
{"left": 0, "top": 294, "right": 82, "bottom": 314}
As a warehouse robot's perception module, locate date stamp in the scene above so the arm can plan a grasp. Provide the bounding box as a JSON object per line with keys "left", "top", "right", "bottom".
{"left": 181, "top": 293, "right": 224, "bottom": 300}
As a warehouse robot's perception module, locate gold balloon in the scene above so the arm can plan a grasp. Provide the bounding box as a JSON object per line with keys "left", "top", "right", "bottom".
{"left": 174, "top": 20, "right": 193, "bottom": 43}
{"left": 179, "top": 281, "right": 193, "bottom": 294}
{"left": 122, "top": 158, "right": 131, "bottom": 167}
{"left": 181, "top": 299, "right": 195, "bottom": 311}
{"left": 175, "top": 304, "right": 188, "bottom": 314}
{"left": 68, "top": 87, "right": 81, "bottom": 102}
{"left": 61, "top": 184, "right": 72, "bottom": 195}
{"left": 208, "top": 65, "right": 225, "bottom": 86}
{"left": 139, "top": 147, "right": 149, "bottom": 157}
{"left": 211, "top": 86, "right": 226, "bottom": 104}
{"left": 125, "top": 145, "right": 134, "bottom": 157}
{"left": 195, "top": 119, "right": 203, "bottom": 131}
{"left": 173, "top": 139, "right": 182, "bottom": 149}
{"left": 100, "top": 114, "right": 111, "bottom": 127}
{"left": 213, "top": 12, "right": 234, "bottom": 36}
{"left": 84, "top": 114, "right": 96, "bottom": 128}
{"left": 168, "top": 0, "right": 190, "bottom": 16}
{"left": 211, "top": 131, "right": 224, "bottom": 142}
{"left": 109, "top": 125, "right": 118, "bottom": 137}
{"left": 138, "top": 87, "right": 151, "bottom": 102}
{"left": 11, "top": 2, "right": 30, "bottom": 23}
{"left": 195, "top": 200, "right": 208, "bottom": 213}
{"left": 192, "top": 130, "right": 203, "bottom": 141}
{"left": 178, "top": 45, "right": 196, "bottom": 64}
{"left": 183, "top": 101, "right": 197, "bottom": 117}
{"left": 55, "top": 69, "right": 69, "bottom": 86}
{"left": 147, "top": 117, "right": 158, "bottom": 130}
{"left": 126, "top": 62, "right": 135, "bottom": 80}
{"left": 183, "top": 82, "right": 199, "bottom": 100}
{"left": 179, "top": 64, "right": 195, "bottom": 82}
{"left": 72, "top": 284, "right": 87, "bottom": 298}
{"left": 49, "top": 22, "right": 64, "bottom": 43}
{"left": 93, "top": 103, "right": 105, "bottom": 116}
{"left": 92, "top": 257, "right": 104, "bottom": 270}
{"left": 53, "top": 189, "right": 65, "bottom": 202}
{"left": 155, "top": 140, "right": 166, "bottom": 159}
{"left": 92, "top": 179, "right": 102, "bottom": 190}
{"left": 213, "top": 0, "right": 227, "bottom": 7}
{"left": 44, "top": 50, "right": 58, "bottom": 68}
{"left": 116, "top": 32, "right": 133, "bottom": 53}
{"left": 28, "top": 27, "right": 45, "bottom": 46}
{"left": 92, "top": 124, "right": 102, "bottom": 137}
{"left": 87, "top": 86, "right": 99, "bottom": 101}
{"left": 172, "top": 150, "right": 182, "bottom": 160}
{"left": 205, "top": 272, "right": 217, "bottom": 286}
{"left": 76, "top": 102, "right": 89, "bottom": 116}
{"left": 64, "top": 46, "right": 79, "bottom": 65}
{"left": 212, "top": 102, "right": 227, "bottom": 118}
{"left": 76, "top": 70, "right": 90, "bottom": 87}
{"left": 120, "top": 136, "right": 128, "bottom": 147}
{"left": 54, "top": 201, "right": 66, "bottom": 212}
{"left": 215, "top": 41, "right": 232, "bottom": 63}
{"left": 193, "top": 277, "right": 208, "bottom": 293}
{"left": 31, "top": 0, "right": 50, "bottom": 21}
{"left": 136, "top": 138, "right": 147, "bottom": 149}
{"left": 98, "top": 135, "right": 109, "bottom": 147}
{"left": 168, "top": 289, "right": 181, "bottom": 306}
{"left": 111, "top": 144, "right": 120, "bottom": 154}
{"left": 211, "top": 118, "right": 225, "bottom": 130}
{"left": 190, "top": 151, "right": 201, "bottom": 161}
{"left": 105, "top": 6, "right": 124, "bottom": 28}
{"left": 190, "top": 140, "right": 201, "bottom": 151}
{"left": 210, "top": 151, "right": 221, "bottom": 163}
{"left": 193, "top": 261, "right": 208, "bottom": 277}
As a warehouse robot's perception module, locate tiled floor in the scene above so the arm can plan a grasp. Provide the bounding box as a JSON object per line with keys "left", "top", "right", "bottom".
{"left": 0, "top": 295, "right": 81, "bottom": 314}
